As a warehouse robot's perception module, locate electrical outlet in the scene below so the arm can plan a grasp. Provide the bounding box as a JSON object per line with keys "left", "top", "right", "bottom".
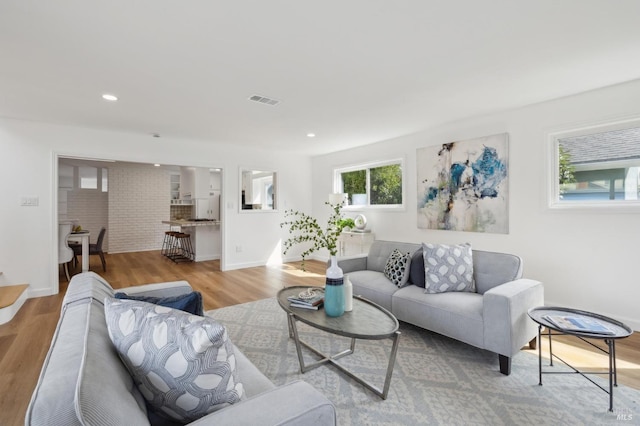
{"left": 235, "top": 245, "right": 242, "bottom": 253}
{"left": 21, "top": 196, "right": 39, "bottom": 206}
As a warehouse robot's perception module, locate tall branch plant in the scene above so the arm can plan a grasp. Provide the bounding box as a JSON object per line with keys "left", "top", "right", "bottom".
{"left": 280, "top": 202, "right": 354, "bottom": 270}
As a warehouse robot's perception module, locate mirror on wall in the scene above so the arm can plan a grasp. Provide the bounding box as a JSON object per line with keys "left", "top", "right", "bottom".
{"left": 240, "top": 169, "right": 277, "bottom": 211}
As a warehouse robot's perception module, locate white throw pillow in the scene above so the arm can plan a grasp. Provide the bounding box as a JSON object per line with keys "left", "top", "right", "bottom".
{"left": 422, "top": 242, "right": 475, "bottom": 293}
{"left": 104, "top": 297, "right": 244, "bottom": 423}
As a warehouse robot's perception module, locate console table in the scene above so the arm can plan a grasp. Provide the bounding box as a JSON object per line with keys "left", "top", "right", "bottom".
{"left": 528, "top": 306, "right": 632, "bottom": 412}
{"left": 337, "top": 231, "right": 374, "bottom": 256}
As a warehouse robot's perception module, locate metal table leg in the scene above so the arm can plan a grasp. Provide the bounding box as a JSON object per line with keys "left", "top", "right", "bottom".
{"left": 287, "top": 313, "right": 401, "bottom": 400}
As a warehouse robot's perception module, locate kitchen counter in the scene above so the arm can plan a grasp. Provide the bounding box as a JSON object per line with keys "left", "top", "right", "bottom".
{"left": 162, "top": 220, "right": 220, "bottom": 227}
{"left": 162, "top": 220, "right": 221, "bottom": 262}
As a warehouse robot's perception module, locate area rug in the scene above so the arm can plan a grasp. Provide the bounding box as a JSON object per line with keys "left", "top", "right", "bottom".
{"left": 206, "top": 298, "right": 638, "bottom": 425}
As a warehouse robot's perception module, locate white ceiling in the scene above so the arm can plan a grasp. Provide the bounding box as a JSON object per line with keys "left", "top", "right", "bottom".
{"left": 2, "top": 1, "right": 640, "bottom": 156}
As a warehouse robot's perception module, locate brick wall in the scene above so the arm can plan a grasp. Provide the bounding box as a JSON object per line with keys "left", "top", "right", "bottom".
{"left": 65, "top": 190, "right": 109, "bottom": 251}
{"left": 108, "top": 166, "right": 170, "bottom": 253}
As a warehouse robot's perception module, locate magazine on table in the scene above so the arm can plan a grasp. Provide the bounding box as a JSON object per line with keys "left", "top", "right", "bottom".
{"left": 543, "top": 314, "right": 614, "bottom": 335}
{"left": 287, "top": 289, "right": 324, "bottom": 307}
{"left": 290, "top": 301, "right": 324, "bottom": 310}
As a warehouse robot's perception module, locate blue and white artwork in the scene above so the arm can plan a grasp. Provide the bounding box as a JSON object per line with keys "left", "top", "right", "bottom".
{"left": 417, "top": 133, "right": 509, "bottom": 234}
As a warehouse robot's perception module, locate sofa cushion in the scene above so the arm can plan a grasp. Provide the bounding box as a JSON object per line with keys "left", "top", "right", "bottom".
{"left": 383, "top": 249, "right": 412, "bottom": 287}
{"left": 347, "top": 270, "right": 398, "bottom": 312}
{"left": 75, "top": 302, "right": 150, "bottom": 426}
{"left": 423, "top": 243, "right": 475, "bottom": 294}
{"left": 114, "top": 291, "right": 204, "bottom": 316}
{"left": 104, "top": 298, "right": 244, "bottom": 424}
{"left": 473, "top": 250, "right": 523, "bottom": 294}
{"left": 366, "top": 240, "right": 421, "bottom": 272}
{"left": 392, "top": 285, "right": 484, "bottom": 348}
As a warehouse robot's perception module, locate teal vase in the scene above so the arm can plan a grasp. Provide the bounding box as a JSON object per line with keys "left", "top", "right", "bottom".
{"left": 324, "top": 255, "right": 345, "bottom": 317}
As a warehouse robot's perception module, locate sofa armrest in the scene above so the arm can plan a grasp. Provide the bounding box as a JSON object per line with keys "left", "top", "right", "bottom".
{"left": 483, "top": 278, "right": 544, "bottom": 357}
{"left": 120, "top": 281, "right": 193, "bottom": 298}
{"left": 188, "top": 380, "right": 336, "bottom": 426}
{"left": 337, "top": 255, "right": 368, "bottom": 274}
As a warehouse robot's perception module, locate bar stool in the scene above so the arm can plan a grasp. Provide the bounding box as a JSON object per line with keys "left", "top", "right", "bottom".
{"left": 162, "top": 231, "right": 177, "bottom": 257}
{"left": 173, "top": 233, "right": 194, "bottom": 262}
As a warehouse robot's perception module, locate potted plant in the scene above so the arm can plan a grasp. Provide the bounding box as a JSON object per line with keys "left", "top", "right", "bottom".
{"left": 280, "top": 201, "right": 354, "bottom": 317}
{"left": 280, "top": 202, "right": 353, "bottom": 270}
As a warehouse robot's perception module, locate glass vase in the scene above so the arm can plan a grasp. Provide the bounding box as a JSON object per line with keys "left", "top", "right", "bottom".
{"left": 324, "top": 255, "right": 345, "bottom": 317}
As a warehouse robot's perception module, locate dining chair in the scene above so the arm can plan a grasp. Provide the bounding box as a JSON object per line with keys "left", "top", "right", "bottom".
{"left": 72, "top": 227, "right": 107, "bottom": 272}
{"left": 58, "top": 223, "right": 74, "bottom": 281}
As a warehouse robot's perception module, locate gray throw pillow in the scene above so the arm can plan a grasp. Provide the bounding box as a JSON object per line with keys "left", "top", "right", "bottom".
{"left": 383, "top": 249, "right": 412, "bottom": 287}
{"left": 410, "top": 248, "right": 426, "bottom": 288}
{"left": 104, "top": 297, "right": 244, "bottom": 424}
{"left": 423, "top": 242, "right": 475, "bottom": 293}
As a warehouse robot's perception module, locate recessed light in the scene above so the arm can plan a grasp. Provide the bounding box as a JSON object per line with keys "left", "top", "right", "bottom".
{"left": 307, "top": 133, "right": 316, "bottom": 138}
{"left": 154, "top": 164, "right": 161, "bottom": 167}
{"left": 102, "top": 94, "right": 118, "bottom": 102}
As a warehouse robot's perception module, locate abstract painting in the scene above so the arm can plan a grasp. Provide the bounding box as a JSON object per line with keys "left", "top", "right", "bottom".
{"left": 417, "top": 133, "right": 509, "bottom": 234}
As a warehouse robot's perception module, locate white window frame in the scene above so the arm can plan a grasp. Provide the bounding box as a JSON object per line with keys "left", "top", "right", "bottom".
{"left": 333, "top": 158, "right": 405, "bottom": 210}
{"left": 548, "top": 116, "right": 640, "bottom": 211}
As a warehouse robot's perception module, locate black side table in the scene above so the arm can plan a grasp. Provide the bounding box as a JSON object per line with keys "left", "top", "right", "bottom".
{"left": 528, "top": 306, "right": 632, "bottom": 412}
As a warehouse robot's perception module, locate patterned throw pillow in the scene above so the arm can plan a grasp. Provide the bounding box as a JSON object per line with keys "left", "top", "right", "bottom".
{"left": 422, "top": 243, "right": 475, "bottom": 293}
{"left": 383, "top": 249, "right": 412, "bottom": 287}
{"left": 104, "top": 298, "right": 244, "bottom": 423}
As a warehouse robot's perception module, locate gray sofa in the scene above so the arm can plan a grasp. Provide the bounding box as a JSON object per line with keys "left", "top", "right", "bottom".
{"left": 26, "top": 272, "right": 336, "bottom": 426}
{"left": 338, "top": 240, "right": 543, "bottom": 375}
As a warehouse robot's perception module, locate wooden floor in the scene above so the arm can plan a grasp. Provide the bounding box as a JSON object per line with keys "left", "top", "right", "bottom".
{"left": 1, "top": 250, "right": 639, "bottom": 425}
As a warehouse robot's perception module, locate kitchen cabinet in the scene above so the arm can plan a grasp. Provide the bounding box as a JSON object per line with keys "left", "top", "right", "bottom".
{"left": 179, "top": 167, "right": 194, "bottom": 199}
{"left": 190, "top": 225, "right": 220, "bottom": 261}
{"left": 170, "top": 174, "right": 180, "bottom": 201}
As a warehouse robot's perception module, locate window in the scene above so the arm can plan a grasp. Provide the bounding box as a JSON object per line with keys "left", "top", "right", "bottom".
{"left": 335, "top": 160, "right": 404, "bottom": 208}
{"left": 78, "top": 166, "right": 98, "bottom": 189}
{"left": 549, "top": 119, "right": 640, "bottom": 208}
{"left": 101, "top": 168, "right": 108, "bottom": 192}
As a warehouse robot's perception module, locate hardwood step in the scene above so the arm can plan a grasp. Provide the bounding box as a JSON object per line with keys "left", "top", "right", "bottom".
{"left": 0, "top": 284, "right": 29, "bottom": 325}
{"left": 0, "top": 284, "right": 29, "bottom": 309}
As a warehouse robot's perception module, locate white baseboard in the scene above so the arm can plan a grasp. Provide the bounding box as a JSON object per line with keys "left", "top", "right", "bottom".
{"left": 194, "top": 254, "right": 221, "bottom": 262}
{"left": 224, "top": 260, "right": 270, "bottom": 271}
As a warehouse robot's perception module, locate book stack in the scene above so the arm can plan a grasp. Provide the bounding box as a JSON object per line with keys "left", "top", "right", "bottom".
{"left": 288, "top": 290, "right": 324, "bottom": 310}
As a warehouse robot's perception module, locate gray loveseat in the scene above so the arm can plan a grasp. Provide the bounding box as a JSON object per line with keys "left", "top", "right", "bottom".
{"left": 26, "top": 272, "right": 336, "bottom": 426}
{"left": 338, "top": 240, "right": 543, "bottom": 375}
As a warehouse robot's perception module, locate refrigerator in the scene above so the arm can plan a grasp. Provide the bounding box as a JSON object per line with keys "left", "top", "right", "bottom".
{"left": 194, "top": 192, "right": 220, "bottom": 220}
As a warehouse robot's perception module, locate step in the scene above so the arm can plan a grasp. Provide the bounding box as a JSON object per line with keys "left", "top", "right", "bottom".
{"left": 0, "top": 284, "right": 29, "bottom": 325}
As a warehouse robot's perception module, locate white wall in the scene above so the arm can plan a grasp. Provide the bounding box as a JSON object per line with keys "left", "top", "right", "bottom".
{"left": 312, "top": 79, "right": 640, "bottom": 331}
{"left": 0, "top": 118, "right": 312, "bottom": 297}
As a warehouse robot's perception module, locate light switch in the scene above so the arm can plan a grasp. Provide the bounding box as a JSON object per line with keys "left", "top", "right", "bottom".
{"left": 21, "top": 196, "right": 39, "bottom": 206}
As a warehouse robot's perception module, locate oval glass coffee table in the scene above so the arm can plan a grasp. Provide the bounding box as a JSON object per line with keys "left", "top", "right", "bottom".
{"left": 277, "top": 286, "right": 400, "bottom": 399}
{"left": 528, "top": 306, "right": 632, "bottom": 412}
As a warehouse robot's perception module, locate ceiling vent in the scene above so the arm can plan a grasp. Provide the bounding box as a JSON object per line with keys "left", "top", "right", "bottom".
{"left": 248, "top": 94, "right": 280, "bottom": 106}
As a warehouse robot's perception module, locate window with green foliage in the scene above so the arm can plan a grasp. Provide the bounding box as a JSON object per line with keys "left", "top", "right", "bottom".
{"left": 335, "top": 160, "right": 404, "bottom": 208}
